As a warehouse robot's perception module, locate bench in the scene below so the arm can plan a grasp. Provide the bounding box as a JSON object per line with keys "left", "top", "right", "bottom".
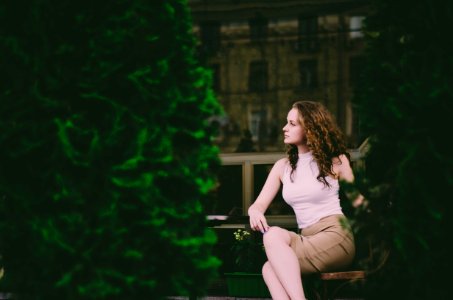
{"left": 303, "top": 269, "right": 366, "bottom": 300}
{"left": 313, "top": 241, "right": 390, "bottom": 300}
{"left": 316, "top": 270, "right": 366, "bottom": 300}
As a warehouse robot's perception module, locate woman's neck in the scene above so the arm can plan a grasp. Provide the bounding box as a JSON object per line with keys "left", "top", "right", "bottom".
{"left": 297, "top": 145, "right": 310, "bottom": 154}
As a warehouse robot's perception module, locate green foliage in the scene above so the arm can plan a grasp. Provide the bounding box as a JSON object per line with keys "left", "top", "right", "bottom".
{"left": 352, "top": 0, "right": 453, "bottom": 298}
{"left": 0, "top": 0, "right": 221, "bottom": 299}
{"left": 231, "top": 229, "right": 266, "bottom": 273}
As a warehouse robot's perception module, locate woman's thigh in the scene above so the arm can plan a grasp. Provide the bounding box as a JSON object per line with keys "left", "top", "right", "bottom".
{"left": 289, "top": 215, "right": 355, "bottom": 274}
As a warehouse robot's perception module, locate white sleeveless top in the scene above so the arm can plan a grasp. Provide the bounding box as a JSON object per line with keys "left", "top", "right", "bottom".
{"left": 282, "top": 151, "right": 343, "bottom": 229}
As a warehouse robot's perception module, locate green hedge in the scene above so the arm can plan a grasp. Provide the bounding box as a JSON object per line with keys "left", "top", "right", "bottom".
{"left": 0, "top": 0, "right": 221, "bottom": 299}
{"left": 352, "top": 0, "right": 452, "bottom": 298}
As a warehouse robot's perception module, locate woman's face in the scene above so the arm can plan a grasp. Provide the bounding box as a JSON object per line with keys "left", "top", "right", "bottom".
{"left": 282, "top": 108, "right": 305, "bottom": 145}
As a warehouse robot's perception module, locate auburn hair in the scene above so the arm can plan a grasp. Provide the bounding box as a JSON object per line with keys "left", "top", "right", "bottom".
{"left": 286, "top": 101, "right": 349, "bottom": 187}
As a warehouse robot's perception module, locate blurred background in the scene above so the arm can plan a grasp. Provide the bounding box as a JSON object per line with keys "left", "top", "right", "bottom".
{"left": 189, "top": 0, "right": 370, "bottom": 153}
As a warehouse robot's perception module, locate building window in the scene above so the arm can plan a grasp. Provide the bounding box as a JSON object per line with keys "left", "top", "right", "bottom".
{"left": 248, "top": 60, "right": 268, "bottom": 92}
{"left": 249, "top": 16, "right": 268, "bottom": 42}
{"left": 208, "top": 165, "right": 243, "bottom": 215}
{"left": 200, "top": 21, "right": 221, "bottom": 54}
{"left": 349, "top": 16, "right": 365, "bottom": 39}
{"left": 210, "top": 63, "right": 221, "bottom": 92}
{"left": 299, "top": 59, "right": 318, "bottom": 89}
{"left": 249, "top": 110, "right": 265, "bottom": 141}
{"left": 297, "top": 15, "right": 318, "bottom": 52}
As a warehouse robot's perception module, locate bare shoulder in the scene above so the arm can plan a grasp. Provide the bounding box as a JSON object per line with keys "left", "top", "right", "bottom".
{"left": 332, "top": 154, "right": 351, "bottom": 166}
{"left": 274, "top": 157, "right": 289, "bottom": 170}
{"left": 272, "top": 157, "right": 289, "bottom": 177}
{"left": 332, "top": 154, "right": 354, "bottom": 181}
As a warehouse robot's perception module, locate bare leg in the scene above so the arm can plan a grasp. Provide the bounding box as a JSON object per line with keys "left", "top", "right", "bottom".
{"left": 262, "top": 261, "right": 290, "bottom": 300}
{"left": 263, "top": 226, "right": 306, "bottom": 300}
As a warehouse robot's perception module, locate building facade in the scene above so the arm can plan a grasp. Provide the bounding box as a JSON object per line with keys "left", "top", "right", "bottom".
{"left": 189, "top": 0, "right": 370, "bottom": 152}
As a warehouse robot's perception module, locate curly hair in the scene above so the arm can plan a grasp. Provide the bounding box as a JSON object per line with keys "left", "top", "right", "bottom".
{"left": 286, "top": 100, "right": 349, "bottom": 187}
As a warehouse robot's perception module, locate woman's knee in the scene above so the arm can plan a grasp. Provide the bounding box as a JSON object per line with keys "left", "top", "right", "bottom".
{"left": 263, "top": 226, "right": 290, "bottom": 247}
{"left": 262, "top": 261, "right": 273, "bottom": 278}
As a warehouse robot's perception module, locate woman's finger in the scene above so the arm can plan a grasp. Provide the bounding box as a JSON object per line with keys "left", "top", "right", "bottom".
{"left": 260, "top": 218, "right": 270, "bottom": 232}
{"left": 253, "top": 219, "right": 264, "bottom": 233}
{"left": 250, "top": 220, "right": 259, "bottom": 231}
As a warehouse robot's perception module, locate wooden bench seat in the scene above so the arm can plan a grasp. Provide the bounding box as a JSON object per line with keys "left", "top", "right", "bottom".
{"left": 315, "top": 270, "right": 366, "bottom": 300}
{"left": 320, "top": 270, "right": 366, "bottom": 281}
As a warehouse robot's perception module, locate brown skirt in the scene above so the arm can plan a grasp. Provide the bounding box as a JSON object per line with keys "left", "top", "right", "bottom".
{"left": 288, "top": 214, "right": 355, "bottom": 274}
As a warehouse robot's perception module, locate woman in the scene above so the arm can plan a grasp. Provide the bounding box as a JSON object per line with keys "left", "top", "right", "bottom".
{"left": 248, "top": 101, "right": 364, "bottom": 299}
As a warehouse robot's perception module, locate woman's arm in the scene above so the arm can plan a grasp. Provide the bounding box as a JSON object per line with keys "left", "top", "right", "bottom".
{"left": 248, "top": 158, "right": 287, "bottom": 232}
{"left": 334, "top": 154, "right": 365, "bottom": 207}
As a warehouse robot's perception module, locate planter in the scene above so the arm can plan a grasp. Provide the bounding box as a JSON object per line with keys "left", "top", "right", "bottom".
{"left": 224, "top": 272, "right": 270, "bottom": 298}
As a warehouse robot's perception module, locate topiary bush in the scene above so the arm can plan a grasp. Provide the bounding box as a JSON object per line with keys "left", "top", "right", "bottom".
{"left": 352, "top": 0, "right": 453, "bottom": 298}
{"left": 0, "top": 0, "right": 221, "bottom": 298}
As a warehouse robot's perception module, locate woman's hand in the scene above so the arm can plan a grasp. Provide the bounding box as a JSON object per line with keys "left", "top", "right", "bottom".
{"left": 248, "top": 208, "right": 269, "bottom": 233}
{"left": 246, "top": 158, "right": 286, "bottom": 233}
{"left": 352, "top": 194, "right": 365, "bottom": 207}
